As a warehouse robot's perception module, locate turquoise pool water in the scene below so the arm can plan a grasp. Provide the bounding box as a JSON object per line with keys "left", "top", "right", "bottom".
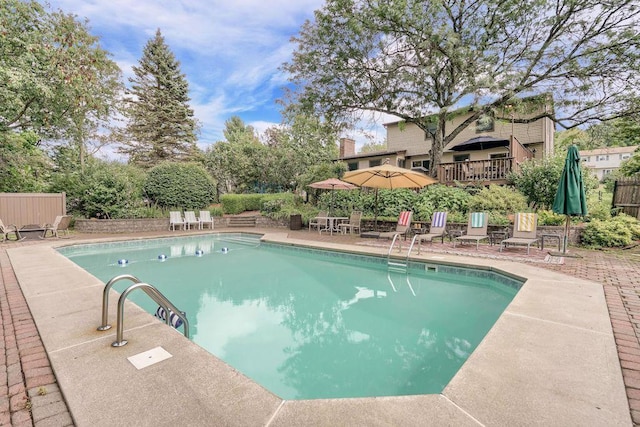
{"left": 58, "top": 233, "right": 521, "bottom": 400}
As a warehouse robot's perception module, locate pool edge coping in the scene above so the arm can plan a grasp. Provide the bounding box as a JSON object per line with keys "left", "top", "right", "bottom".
{"left": 7, "top": 231, "right": 631, "bottom": 426}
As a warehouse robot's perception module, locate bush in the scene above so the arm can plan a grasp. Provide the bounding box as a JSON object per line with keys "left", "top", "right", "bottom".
{"left": 613, "top": 213, "right": 640, "bottom": 240}
{"left": 581, "top": 214, "right": 640, "bottom": 247}
{"left": 144, "top": 162, "right": 216, "bottom": 209}
{"left": 54, "top": 160, "right": 147, "bottom": 219}
{"left": 413, "top": 185, "right": 471, "bottom": 221}
{"left": 537, "top": 209, "right": 567, "bottom": 226}
{"left": 208, "top": 205, "right": 224, "bottom": 217}
{"left": 467, "top": 185, "right": 528, "bottom": 214}
{"left": 587, "top": 189, "right": 613, "bottom": 221}
{"left": 221, "top": 193, "right": 296, "bottom": 214}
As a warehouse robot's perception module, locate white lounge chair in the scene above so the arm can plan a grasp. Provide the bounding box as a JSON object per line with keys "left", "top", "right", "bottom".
{"left": 199, "top": 210, "right": 214, "bottom": 229}
{"left": 169, "top": 211, "right": 185, "bottom": 231}
{"left": 184, "top": 211, "right": 200, "bottom": 230}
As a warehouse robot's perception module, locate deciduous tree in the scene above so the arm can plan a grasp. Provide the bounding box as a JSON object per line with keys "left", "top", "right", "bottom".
{"left": 0, "top": 0, "right": 123, "bottom": 164}
{"left": 284, "top": 0, "right": 640, "bottom": 177}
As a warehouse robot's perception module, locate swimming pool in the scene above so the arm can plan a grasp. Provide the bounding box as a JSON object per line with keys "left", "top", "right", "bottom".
{"left": 58, "top": 233, "right": 522, "bottom": 400}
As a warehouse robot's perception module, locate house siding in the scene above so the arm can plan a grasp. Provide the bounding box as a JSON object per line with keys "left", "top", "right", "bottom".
{"left": 580, "top": 146, "right": 638, "bottom": 181}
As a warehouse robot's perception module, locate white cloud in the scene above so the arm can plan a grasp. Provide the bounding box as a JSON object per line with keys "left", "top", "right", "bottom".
{"left": 48, "top": 0, "right": 325, "bottom": 146}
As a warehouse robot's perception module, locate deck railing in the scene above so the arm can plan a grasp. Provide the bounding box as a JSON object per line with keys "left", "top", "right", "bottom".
{"left": 437, "top": 158, "right": 514, "bottom": 185}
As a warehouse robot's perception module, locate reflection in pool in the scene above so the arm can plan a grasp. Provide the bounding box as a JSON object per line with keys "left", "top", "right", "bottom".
{"left": 59, "top": 234, "right": 521, "bottom": 400}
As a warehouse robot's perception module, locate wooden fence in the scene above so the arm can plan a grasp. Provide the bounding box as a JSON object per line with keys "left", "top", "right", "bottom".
{"left": 0, "top": 193, "right": 66, "bottom": 227}
{"left": 612, "top": 178, "right": 640, "bottom": 219}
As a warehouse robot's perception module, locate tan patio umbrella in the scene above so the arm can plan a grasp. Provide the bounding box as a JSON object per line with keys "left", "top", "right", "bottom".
{"left": 342, "top": 164, "right": 437, "bottom": 229}
{"left": 308, "top": 178, "right": 357, "bottom": 216}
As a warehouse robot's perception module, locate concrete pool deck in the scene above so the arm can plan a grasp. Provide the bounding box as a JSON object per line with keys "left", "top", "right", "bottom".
{"left": 1, "top": 228, "right": 635, "bottom": 426}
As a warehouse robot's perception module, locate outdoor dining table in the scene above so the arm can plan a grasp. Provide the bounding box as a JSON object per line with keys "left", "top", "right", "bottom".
{"left": 317, "top": 216, "right": 348, "bottom": 235}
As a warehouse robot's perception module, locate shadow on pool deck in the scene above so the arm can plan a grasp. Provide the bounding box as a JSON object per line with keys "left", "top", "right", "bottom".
{"left": 1, "top": 227, "right": 639, "bottom": 425}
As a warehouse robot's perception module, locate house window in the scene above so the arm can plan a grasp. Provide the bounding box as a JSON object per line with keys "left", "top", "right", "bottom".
{"left": 597, "top": 155, "right": 609, "bottom": 161}
{"left": 397, "top": 158, "right": 406, "bottom": 168}
{"left": 411, "top": 160, "right": 430, "bottom": 172}
{"left": 476, "top": 115, "right": 494, "bottom": 133}
{"left": 347, "top": 162, "right": 358, "bottom": 171}
{"left": 603, "top": 169, "right": 613, "bottom": 175}
{"left": 489, "top": 153, "right": 508, "bottom": 159}
{"left": 423, "top": 123, "right": 437, "bottom": 141}
{"left": 369, "top": 159, "right": 382, "bottom": 167}
{"left": 453, "top": 154, "right": 470, "bottom": 162}
{"left": 622, "top": 154, "right": 631, "bottom": 160}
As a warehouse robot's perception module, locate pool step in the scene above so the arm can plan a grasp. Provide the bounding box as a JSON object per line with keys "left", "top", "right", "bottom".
{"left": 227, "top": 216, "right": 257, "bottom": 227}
{"left": 388, "top": 260, "right": 407, "bottom": 272}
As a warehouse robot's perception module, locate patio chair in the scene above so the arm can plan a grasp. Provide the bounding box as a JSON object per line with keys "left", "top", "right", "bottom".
{"left": 42, "top": 215, "right": 72, "bottom": 238}
{"left": 309, "top": 211, "right": 328, "bottom": 233}
{"left": 454, "top": 212, "right": 489, "bottom": 250}
{"left": 338, "top": 211, "right": 362, "bottom": 235}
{"left": 170, "top": 211, "right": 185, "bottom": 231}
{"left": 0, "top": 218, "right": 23, "bottom": 242}
{"left": 499, "top": 213, "right": 540, "bottom": 255}
{"left": 199, "top": 210, "right": 214, "bottom": 229}
{"left": 408, "top": 211, "right": 448, "bottom": 255}
{"left": 184, "top": 211, "right": 200, "bottom": 230}
{"left": 379, "top": 211, "right": 413, "bottom": 241}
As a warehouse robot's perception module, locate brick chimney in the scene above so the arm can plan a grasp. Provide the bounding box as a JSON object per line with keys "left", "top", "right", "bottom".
{"left": 339, "top": 138, "right": 356, "bottom": 158}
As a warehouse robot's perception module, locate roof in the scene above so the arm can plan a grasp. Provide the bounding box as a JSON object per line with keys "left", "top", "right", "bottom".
{"left": 340, "top": 150, "right": 406, "bottom": 161}
{"left": 579, "top": 146, "right": 639, "bottom": 156}
{"left": 382, "top": 94, "right": 554, "bottom": 127}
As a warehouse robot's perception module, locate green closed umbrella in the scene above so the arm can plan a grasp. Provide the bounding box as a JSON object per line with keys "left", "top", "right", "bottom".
{"left": 552, "top": 145, "right": 588, "bottom": 254}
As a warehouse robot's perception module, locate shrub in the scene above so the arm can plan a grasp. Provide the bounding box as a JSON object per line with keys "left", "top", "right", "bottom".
{"left": 65, "top": 161, "right": 147, "bottom": 219}
{"left": 581, "top": 218, "right": 634, "bottom": 247}
{"left": 413, "top": 185, "right": 471, "bottom": 221}
{"left": 221, "top": 193, "right": 296, "bottom": 214}
{"left": 581, "top": 214, "right": 640, "bottom": 247}
{"left": 587, "top": 189, "right": 613, "bottom": 221}
{"left": 144, "top": 162, "right": 216, "bottom": 209}
{"left": 537, "top": 209, "right": 566, "bottom": 226}
{"left": 613, "top": 213, "right": 640, "bottom": 240}
{"left": 467, "top": 185, "right": 528, "bottom": 215}
{"left": 208, "top": 206, "right": 224, "bottom": 217}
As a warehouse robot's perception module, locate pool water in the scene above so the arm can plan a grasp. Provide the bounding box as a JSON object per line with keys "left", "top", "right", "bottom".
{"left": 59, "top": 234, "right": 521, "bottom": 400}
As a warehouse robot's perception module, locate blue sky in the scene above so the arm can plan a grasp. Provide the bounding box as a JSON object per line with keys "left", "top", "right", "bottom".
{"left": 46, "top": 0, "right": 386, "bottom": 154}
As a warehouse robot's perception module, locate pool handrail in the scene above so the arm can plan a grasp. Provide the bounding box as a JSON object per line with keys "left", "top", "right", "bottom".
{"left": 98, "top": 274, "right": 142, "bottom": 331}
{"left": 111, "top": 282, "right": 189, "bottom": 347}
{"left": 97, "top": 274, "right": 189, "bottom": 347}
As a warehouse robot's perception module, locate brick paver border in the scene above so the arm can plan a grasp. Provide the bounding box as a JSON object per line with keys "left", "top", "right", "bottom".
{"left": 0, "top": 246, "right": 73, "bottom": 426}
{"left": 1, "top": 232, "right": 639, "bottom": 426}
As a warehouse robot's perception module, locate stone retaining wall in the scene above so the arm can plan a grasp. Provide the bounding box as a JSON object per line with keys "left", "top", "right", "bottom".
{"left": 74, "top": 217, "right": 288, "bottom": 233}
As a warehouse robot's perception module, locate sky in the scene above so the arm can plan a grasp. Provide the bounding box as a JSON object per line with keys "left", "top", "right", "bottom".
{"left": 46, "top": 0, "right": 387, "bottom": 154}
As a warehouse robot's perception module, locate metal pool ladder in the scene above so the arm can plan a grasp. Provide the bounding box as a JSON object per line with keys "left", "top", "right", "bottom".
{"left": 97, "top": 274, "right": 189, "bottom": 347}
{"left": 387, "top": 234, "right": 408, "bottom": 272}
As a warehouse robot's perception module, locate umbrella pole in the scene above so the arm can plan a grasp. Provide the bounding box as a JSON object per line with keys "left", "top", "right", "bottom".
{"left": 330, "top": 187, "right": 334, "bottom": 217}
{"left": 374, "top": 188, "right": 379, "bottom": 231}
{"left": 563, "top": 216, "right": 570, "bottom": 254}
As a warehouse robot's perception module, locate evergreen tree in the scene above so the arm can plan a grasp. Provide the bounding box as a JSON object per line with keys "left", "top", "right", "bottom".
{"left": 121, "top": 29, "right": 199, "bottom": 167}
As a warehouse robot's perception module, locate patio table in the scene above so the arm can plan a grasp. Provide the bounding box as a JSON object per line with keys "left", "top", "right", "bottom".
{"left": 317, "top": 216, "right": 348, "bottom": 235}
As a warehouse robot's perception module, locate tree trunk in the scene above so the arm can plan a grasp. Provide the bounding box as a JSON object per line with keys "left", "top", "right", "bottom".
{"left": 428, "top": 112, "right": 448, "bottom": 179}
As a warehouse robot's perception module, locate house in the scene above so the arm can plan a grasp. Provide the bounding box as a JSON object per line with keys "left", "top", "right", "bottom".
{"left": 579, "top": 146, "right": 638, "bottom": 181}
{"left": 339, "top": 97, "right": 555, "bottom": 185}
